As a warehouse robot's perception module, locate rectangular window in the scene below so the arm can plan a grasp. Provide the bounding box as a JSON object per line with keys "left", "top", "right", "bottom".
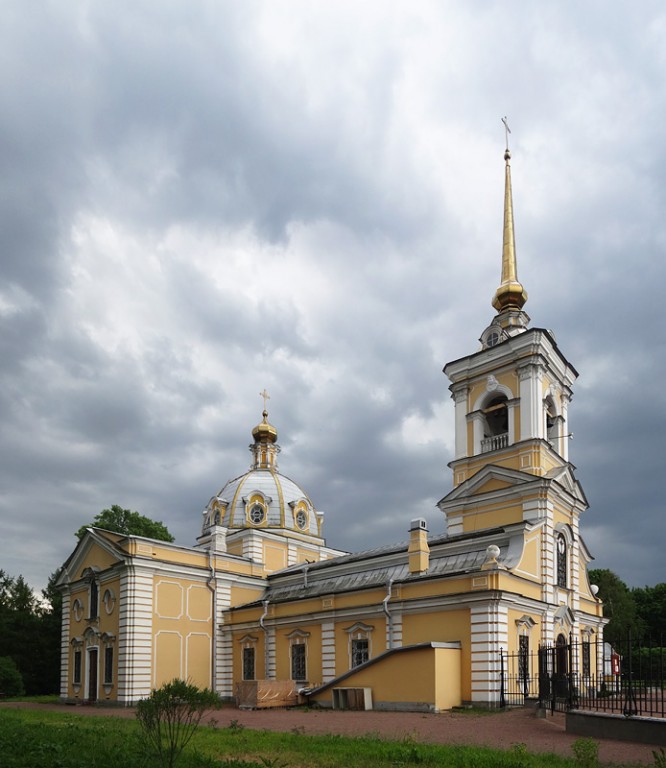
{"left": 291, "top": 643, "right": 306, "bottom": 681}
{"left": 89, "top": 581, "right": 99, "bottom": 618}
{"left": 104, "top": 646, "right": 113, "bottom": 685}
{"left": 73, "top": 650, "right": 82, "bottom": 684}
{"left": 582, "top": 641, "right": 591, "bottom": 677}
{"left": 242, "top": 647, "right": 255, "bottom": 681}
{"left": 351, "top": 638, "right": 369, "bottom": 668}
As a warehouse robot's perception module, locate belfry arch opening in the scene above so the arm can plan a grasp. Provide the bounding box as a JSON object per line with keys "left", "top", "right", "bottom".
{"left": 545, "top": 396, "right": 558, "bottom": 444}
{"left": 481, "top": 395, "right": 509, "bottom": 452}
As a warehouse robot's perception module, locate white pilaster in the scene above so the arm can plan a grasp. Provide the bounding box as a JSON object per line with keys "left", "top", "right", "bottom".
{"left": 469, "top": 601, "right": 508, "bottom": 706}
{"left": 117, "top": 566, "right": 154, "bottom": 704}
{"left": 321, "top": 622, "right": 336, "bottom": 682}
{"left": 215, "top": 581, "right": 232, "bottom": 698}
{"left": 59, "top": 593, "right": 70, "bottom": 699}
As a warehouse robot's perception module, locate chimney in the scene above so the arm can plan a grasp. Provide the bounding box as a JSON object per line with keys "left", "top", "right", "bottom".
{"left": 408, "top": 518, "right": 430, "bottom": 574}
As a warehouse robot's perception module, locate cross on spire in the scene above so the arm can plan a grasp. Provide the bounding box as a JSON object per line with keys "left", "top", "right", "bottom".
{"left": 501, "top": 116, "right": 511, "bottom": 152}
{"left": 259, "top": 388, "right": 271, "bottom": 412}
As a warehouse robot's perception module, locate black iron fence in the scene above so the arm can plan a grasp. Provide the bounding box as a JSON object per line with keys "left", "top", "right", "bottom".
{"left": 500, "top": 635, "right": 665, "bottom": 718}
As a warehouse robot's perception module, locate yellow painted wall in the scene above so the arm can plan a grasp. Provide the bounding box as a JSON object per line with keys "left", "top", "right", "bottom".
{"left": 507, "top": 608, "right": 541, "bottom": 655}
{"left": 153, "top": 577, "right": 212, "bottom": 689}
{"left": 226, "top": 541, "right": 243, "bottom": 557}
{"left": 434, "top": 647, "right": 463, "bottom": 711}
{"left": 402, "top": 608, "right": 470, "bottom": 701}
{"left": 229, "top": 584, "right": 266, "bottom": 607}
{"left": 75, "top": 542, "right": 120, "bottom": 576}
{"left": 65, "top": 573, "right": 123, "bottom": 702}
{"left": 309, "top": 646, "right": 462, "bottom": 711}
{"left": 264, "top": 542, "right": 288, "bottom": 571}
{"left": 473, "top": 478, "right": 513, "bottom": 494}
{"left": 514, "top": 534, "right": 539, "bottom": 580}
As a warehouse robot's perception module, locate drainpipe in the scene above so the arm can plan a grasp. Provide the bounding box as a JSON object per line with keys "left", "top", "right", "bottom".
{"left": 260, "top": 599, "right": 270, "bottom": 679}
{"left": 382, "top": 578, "right": 394, "bottom": 650}
{"left": 206, "top": 550, "right": 217, "bottom": 693}
{"left": 302, "top": 563, "right": 309, "bottom": 589}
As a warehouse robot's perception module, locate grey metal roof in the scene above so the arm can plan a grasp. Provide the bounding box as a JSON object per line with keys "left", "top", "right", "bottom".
{"left": 252, "top": 524, "right": 528, "bottom": 605}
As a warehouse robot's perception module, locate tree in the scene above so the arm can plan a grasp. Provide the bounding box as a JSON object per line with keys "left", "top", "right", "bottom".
{"left": 632, "top": 582, "right": 666, "bottom": 640}
{"left": 39, "top": 568, "right": 65, "bottom": 695}
{"left": 0, "top": 656, "right": 25, "bottom": 697}
{"left": 76, "top": 504, "right": 175, "bottom": 542}
{"left": 0, "top": 571, "right": 50, "bottom": 695}
{"left": 136, "top": 679, "right": 220, "bottom": 768}
{"left": 588, "top": 568, "right": 644, "bottom": 645}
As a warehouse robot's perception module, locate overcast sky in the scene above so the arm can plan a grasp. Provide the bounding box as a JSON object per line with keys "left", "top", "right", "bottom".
{"left": 2, "top": 1, "right": 664, "bottom": 594}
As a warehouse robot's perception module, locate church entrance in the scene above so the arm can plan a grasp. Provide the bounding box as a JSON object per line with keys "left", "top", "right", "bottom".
{"left": 87, "top": 648, "right": 98, "bottom": 703}
{"left": 554, "top": 634, "right": 568, "bottom": 699}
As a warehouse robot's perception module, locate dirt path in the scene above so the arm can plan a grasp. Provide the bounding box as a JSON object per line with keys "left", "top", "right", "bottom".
{"left": 1, "top": 702, "right": 659, "bottom": 765}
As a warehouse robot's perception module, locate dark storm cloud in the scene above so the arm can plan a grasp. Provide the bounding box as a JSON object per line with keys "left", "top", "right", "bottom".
{"left": 1, "top": 1, "right": 664, "bottom": 593}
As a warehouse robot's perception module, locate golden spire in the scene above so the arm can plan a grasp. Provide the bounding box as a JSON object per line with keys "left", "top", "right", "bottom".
{"left": 492, "top": 118, "right": 528, "bottom": 314}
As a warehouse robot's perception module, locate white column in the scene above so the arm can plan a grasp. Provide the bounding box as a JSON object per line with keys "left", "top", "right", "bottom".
{"left": 452, "top": 386, "right": 469, "bottom": 459}
{"left": 518, "top": 364, "right": 544, "bottom": 442}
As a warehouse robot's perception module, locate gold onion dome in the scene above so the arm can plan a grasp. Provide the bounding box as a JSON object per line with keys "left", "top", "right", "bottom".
{"left": 252, "top": 409, "right": 278, "bottom": 444}
{"left": 492, "top": 147, "right": 528, "bottom": 313}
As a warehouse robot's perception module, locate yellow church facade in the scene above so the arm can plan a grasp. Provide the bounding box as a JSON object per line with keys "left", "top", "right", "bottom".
{"left": 57, "top": 143, "right": 605, "bottom": 710}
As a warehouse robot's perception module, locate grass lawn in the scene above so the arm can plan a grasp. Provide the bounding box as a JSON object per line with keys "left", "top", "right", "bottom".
{"left": 0, "top": 706, "right": 651, "bottom": 768}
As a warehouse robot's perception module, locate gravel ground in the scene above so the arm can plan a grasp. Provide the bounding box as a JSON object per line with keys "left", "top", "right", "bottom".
{"left": 1, "top": 701, "right": 660, "bottom": 765}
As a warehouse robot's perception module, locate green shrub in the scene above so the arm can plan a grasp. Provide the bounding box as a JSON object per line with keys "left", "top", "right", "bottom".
{"left": 0, "top": 656, "right": 25, "bottom": 697}
{"left": 136, "top": 678, "right": 220, "bottom": 768}
{"left": 572, "top": 737, "right": 599, "bottom": 768}
{"left": 653, "top": 747, "right": 666, "bottom": 768}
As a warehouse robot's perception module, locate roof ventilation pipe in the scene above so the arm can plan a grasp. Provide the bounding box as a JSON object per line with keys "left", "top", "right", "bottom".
{"left": 383, "top": 578, "right": 394, "bottom": 650}
{"left": 260, "top": 599, "right": 271, "bottom": 679}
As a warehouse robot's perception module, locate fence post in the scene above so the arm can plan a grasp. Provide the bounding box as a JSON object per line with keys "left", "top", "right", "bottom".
{"left": 499, "top": 648, "right": 506, "bottom": 708}
{"left": 567, "top": 633, "right": 575, "bottom": 710}
{"left": 623, "top": 632, "right": 638, "bottom": 717}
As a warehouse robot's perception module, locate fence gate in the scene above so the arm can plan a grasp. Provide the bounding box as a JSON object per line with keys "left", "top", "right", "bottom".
{"left": 500, "top": 634, "right": 665, "bottom": 718}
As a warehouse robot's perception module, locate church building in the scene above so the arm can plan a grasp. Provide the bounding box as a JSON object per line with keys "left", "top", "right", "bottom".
{"left": 57, "top": 142, "right": 605, "bottom": 710}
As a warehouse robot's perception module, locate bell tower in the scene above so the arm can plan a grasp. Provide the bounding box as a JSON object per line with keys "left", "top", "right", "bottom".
{"left": 444, "top": 135, "right": 577, "bottom": 493}
{"left": 438, "top": 129, "right": 596, "bottom": 637}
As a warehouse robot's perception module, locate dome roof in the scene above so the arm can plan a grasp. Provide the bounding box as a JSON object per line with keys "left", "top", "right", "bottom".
{"left": 201, "top": 408, "right": 322, "bottom": 539}
{"left": 206, "top": 468, "right": 319, "bottom": 536}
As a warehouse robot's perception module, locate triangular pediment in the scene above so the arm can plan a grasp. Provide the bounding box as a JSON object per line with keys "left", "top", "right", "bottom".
{"left": 57, "top": 529, "right": 127, "bottom": 587}
{"left": 438, "top": 462, "right": 588, "bottom": 510}
{"left": 438, "top": 464, "right": 543, "bottom": 508}
{"left": 554, "top": 604, "right": 576, "bottom": 628}
{"left": 544, "top": 465, "right": 588, "bottom": 507}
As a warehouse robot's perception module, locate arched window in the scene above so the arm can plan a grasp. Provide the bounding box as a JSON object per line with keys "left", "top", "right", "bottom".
{"left": 483, "top": 395, "right": 508, "bottom": 437}
{"left": 545, "top": 397, "right": 556, "bottom": 440}
{"left": 556, "top": 532, "right": 567, "bottom": 588}
{"left": 89, "top": 580, "right": 99, "bottom": 619}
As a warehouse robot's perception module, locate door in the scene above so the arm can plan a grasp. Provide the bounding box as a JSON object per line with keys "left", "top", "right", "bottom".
{"left": 554, "top": 634, "right": 568, "bottom": 699}
{"left": 87, "top": 648, "right": 98, "bottom": 703}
